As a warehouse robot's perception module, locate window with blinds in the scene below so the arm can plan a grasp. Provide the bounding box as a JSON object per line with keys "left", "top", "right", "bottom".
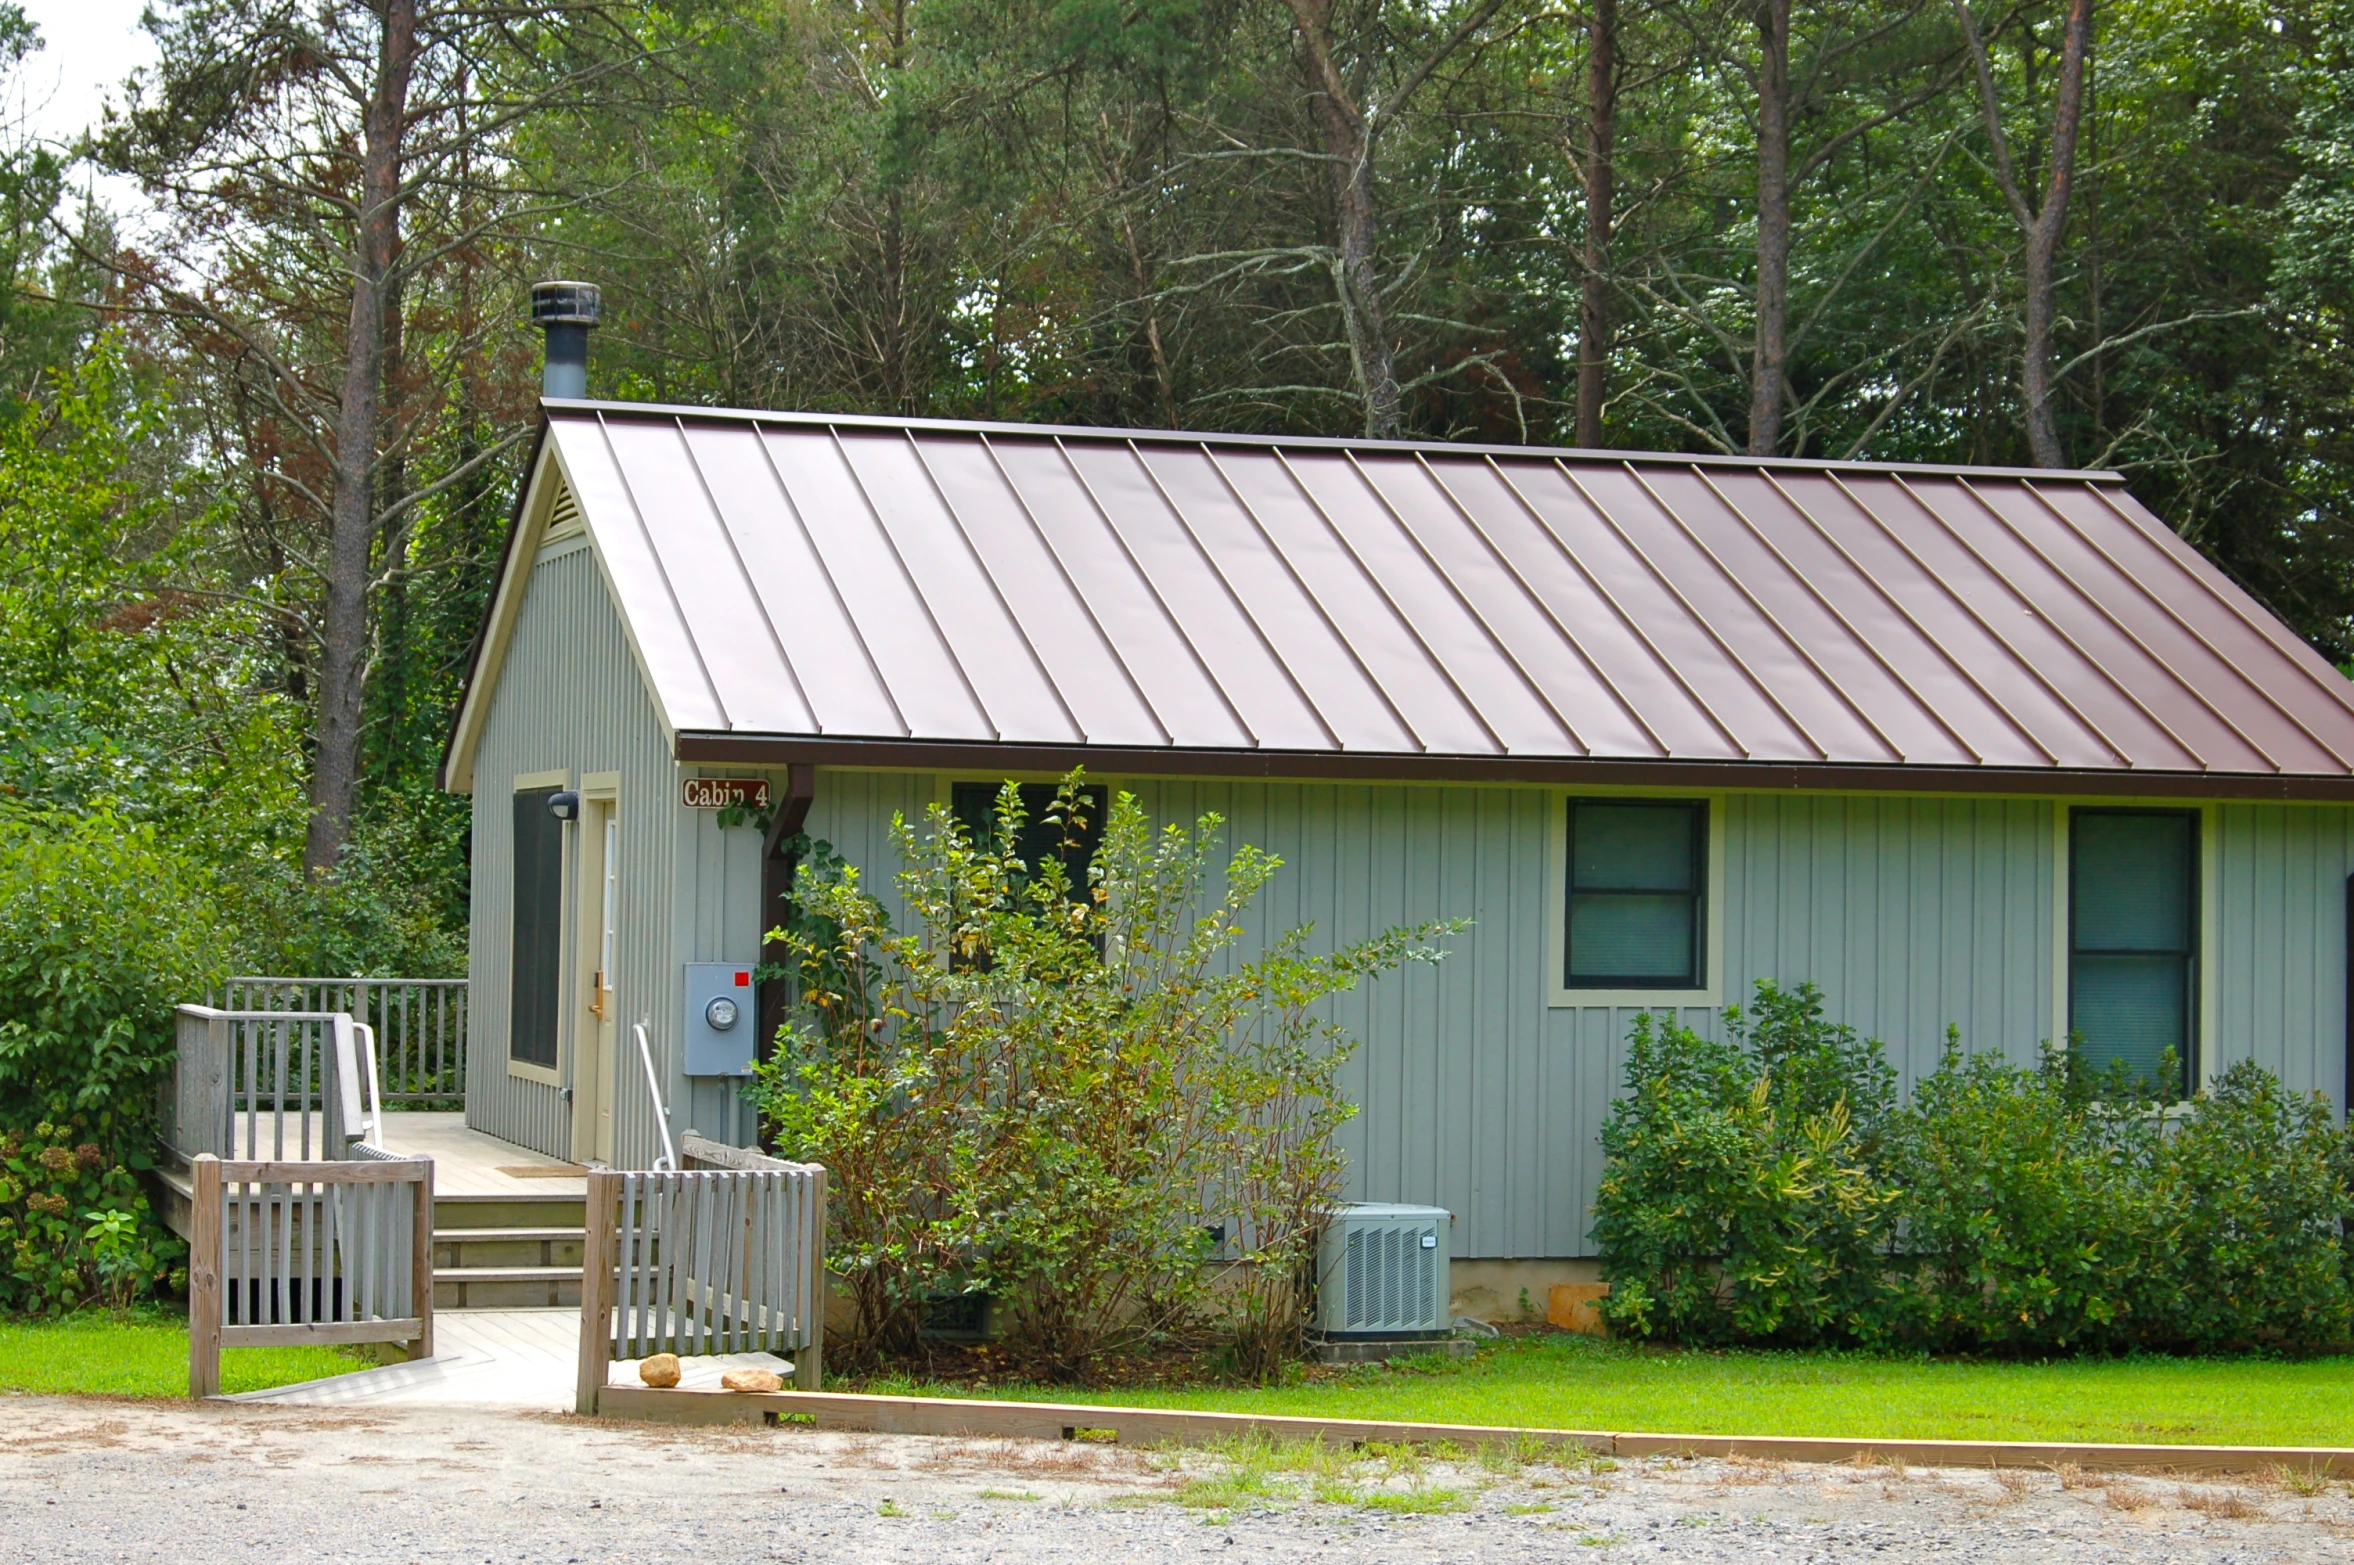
{"left": 2070, "top": 809, "right": 2197, "bottom": 1095}
{"left": 1565, "top": 800, "right": 1705, "bottom": 989}
{"left": 511, "top": 787, "right": 564, "bottom": 1068}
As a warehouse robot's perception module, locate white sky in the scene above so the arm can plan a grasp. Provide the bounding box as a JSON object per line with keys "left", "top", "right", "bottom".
{"left": 14, "top": 0, "right": 154, "bottom": 149}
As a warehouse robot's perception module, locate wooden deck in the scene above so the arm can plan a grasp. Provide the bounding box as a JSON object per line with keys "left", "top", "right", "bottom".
{"left": 230, "top": 1309, "right": 791, "bottom": 1409}
{"left": 157, "top": 1112, "right": 582, "bottom": 1206}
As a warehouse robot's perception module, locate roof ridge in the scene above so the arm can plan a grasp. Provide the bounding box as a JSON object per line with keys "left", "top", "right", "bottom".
{"left": 539, "top": 400, "right": 2126, "bottom": 485}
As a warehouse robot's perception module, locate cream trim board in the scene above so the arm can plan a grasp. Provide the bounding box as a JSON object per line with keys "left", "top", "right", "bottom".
{"left": 2051, "top": 801, "right": 2070, "bottom": 1049}
{"left": 582, "top": 770, "right": 621, "bottom": 799}
{"left": 534, "top": 532, "right": 591, "bottom": 566}
{"left": 506, "top": 765, "right": 574, "bottom": 1088}
{"left": 1547, "top": 791, "right": 1726, "bottom": 1010}
{"left": 446, "top": 447, "right": 569, "bottom": 795}
{"left": 2198, "top": 801, "right": 2219, "bottom": 1087}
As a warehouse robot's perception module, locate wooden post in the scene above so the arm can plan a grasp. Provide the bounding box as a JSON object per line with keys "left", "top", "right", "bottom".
{"left": 797, "top": 1165, "right": 826, "bottom": 1391}
{"left": 409, "top": 1157, "right": 436, "bottom": 1360}
{"left": 577, "top": 1169, "right": 620, "bottom": 1415}
{"left": 188, "top": 1155, "right": 222, "bottom": 1399}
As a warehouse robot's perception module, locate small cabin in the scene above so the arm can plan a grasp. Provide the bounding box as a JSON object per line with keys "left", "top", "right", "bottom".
{"left": 441, "top": 400, "right": 2354, "bottom": 1305}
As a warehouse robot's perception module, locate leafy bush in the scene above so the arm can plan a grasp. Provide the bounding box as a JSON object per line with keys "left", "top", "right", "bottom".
{"left": 1592, "top": 984, "right": 1902, "bottom": 1346}
{"left": 1597, "top": 989, "right": 2354, "bottom": 1356}
{"left": 0, "top": 804, "right": 228, "bottom": 1313}
{"left": 754, "top": 773, "right": 1458, "bottom": 1380}
{"left": 1899, "top": 1038, "right": 2159, "bottom": 1353}
{"left": 2138, "top": 1060, "right": 2354, "bottom": 1352}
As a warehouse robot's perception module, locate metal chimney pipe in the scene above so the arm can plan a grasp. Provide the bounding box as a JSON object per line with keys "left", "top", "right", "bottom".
{"left": 530, "top": 280, "right": 602, "bottom": 399}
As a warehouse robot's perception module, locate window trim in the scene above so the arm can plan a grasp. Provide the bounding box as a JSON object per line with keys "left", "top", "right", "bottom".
{"left": 507, "top": 770, "right": 572, "bottom": 1087}
{"left": 2063, "top": 803, "right": 2204, "bottom": 1097}
{"left": 1547, "top": 791, "right": 1725, "bottom": 1009}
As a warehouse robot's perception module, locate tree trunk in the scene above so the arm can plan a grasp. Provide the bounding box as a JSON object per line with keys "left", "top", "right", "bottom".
{"left": 1957, "top": 0, "right": 2092, "bottom": 468}
{"left": 305, "top": 0, "right": 417, "bottom": 877}
{"left": 1747, "top": 0, "right": 1791, "bottom": 457}
{"left": 1574, "top": 0, "right": 1618, "bottom": 447}
{"left": 1286, "top": 0, "right": 1403, "bottom": 439}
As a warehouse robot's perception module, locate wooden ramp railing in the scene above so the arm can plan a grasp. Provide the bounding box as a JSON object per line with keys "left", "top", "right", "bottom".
{"left": 577, "top": 1135, "right": 827, "bottom": 1414}
{"left": 186, "top": 1149, "right": 435, "bottom": 1398}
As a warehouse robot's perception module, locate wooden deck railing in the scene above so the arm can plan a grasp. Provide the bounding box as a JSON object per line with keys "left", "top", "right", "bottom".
{"left": 187, "top": 1148, "right": 434, "bottom": 1397}
{"left": 218, "top": 978, "right": 466, "bottom": 1107}
{"left": 167, "top": 1007, "right": 367, "bottom": 1164}
{"left": 576, "top": 1134, "right": 827, "bottom": 1413}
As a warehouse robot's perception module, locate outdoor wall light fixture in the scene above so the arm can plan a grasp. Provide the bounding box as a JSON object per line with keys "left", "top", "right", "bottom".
{"left": 547, "top": 790, "right": 581, "bottom": 822}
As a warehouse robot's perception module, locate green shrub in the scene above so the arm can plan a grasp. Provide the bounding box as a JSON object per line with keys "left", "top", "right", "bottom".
{"left": 0, "top": 804, "right": 228, "bottom": 1313}
{"left": 1592, "top": 983, "right": 1903, "bottom": 1347}
{"left": 754, "top": 772, "right": 1459, "bottom": 1380}
{"left": 1898, "top": 1038, "right": 2158, "bottom": 1353}
{"left": 2138, "top": 1059, "right": 2354, "bottom": 1352}
{"left": 1598, "top": 995, "right": 2354, "bottom": 1357}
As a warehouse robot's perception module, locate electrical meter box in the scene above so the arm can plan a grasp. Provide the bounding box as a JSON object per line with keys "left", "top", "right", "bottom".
{"left": 683, "top": 962, "right": 757, "bottom": 1076}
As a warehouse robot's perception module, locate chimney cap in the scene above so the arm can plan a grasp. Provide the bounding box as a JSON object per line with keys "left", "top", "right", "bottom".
{"left": 530, "top": 280, "right": 603, "bottom": 327}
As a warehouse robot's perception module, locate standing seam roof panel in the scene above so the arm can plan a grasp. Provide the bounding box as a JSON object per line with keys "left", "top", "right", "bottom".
{"left": 547, "top": 419, "right": 727, "bottom": 732}
{"left": 519, "top": 406, "right": 2354, "bottom": 786}
{"left": 984, "top": 437, "right": 1254, "bottom": 750}
{"left": 1060, "top": 440, "right": 1337, "bottom": 750}
{"left": 600, "top": 418, "right": 814, "bottom": 735}
{"left": 1140, "top": 445, "right": 1417, "bottom": 752}
{"left": 683, "top": 420, "right": 904, "bottom": 738}
{"left": 761, "top": 427, "right": 995, "bottom": 741}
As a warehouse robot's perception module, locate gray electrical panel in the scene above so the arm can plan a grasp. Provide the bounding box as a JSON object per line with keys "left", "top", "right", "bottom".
{"left": 683, "top": 962, "right": 758, "bottom": 1076}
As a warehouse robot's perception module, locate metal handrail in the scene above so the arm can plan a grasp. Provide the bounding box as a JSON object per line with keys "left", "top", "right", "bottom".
{"left": 634, "top": 1023, "right": 678, "bottom": 1173}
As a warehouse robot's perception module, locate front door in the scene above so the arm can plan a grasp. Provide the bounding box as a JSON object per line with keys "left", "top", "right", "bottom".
{"left": 571, "top": 801, "right": 620, "bottom": 1166}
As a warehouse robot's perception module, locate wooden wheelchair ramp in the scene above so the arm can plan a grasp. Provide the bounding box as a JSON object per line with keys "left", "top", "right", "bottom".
{"left": 233, "top": 1309, "right": 791, "bottom": 1410}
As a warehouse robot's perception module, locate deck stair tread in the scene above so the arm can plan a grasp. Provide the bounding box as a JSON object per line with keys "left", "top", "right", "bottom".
{"left": 434, "top": 1226, "right": 584, "bottom": 1243}
{"left": 432, "top": 1264, "right": 583, "bottom": 1283}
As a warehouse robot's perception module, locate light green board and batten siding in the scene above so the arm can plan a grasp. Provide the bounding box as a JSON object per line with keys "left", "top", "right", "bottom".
{"left": 463, "top": 527, "right": 2354, "bottom": 1257}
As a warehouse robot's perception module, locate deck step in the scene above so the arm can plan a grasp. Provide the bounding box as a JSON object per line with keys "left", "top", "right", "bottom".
{"left": 433, "top": 1228, "right": 585, "bottom": 1270}
{"left": 433, "top": 1264, "right": 582, "bottom": 1311}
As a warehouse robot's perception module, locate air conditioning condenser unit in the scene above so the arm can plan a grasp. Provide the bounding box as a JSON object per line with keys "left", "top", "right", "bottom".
{"left": 1316, "top": 1203, "right": 1452, "bottom": 1340}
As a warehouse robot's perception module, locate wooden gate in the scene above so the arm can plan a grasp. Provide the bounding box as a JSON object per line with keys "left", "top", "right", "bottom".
{"left": 576, "top": 1138, "right": 826, "bottom": 1413}
{"left": 186, "top": 1150, "right": 434, "bottom": 1397}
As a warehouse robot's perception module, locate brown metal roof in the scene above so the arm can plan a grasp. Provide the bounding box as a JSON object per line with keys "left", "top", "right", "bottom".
{"left": 525, "top": 401, "right": 2354, "bottom": 796}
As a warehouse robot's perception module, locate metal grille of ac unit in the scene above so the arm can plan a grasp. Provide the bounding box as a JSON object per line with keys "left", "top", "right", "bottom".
{"left": 1318, "top": 1204, "right": 1451, "bottom": 1337}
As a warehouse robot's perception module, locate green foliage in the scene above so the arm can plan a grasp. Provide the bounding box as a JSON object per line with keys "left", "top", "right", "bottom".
{"left": 0, "top": 1123, "right": 181, "bottom": 1316}
{"left": 1591, "top": 984, "right": 1903, "bottom": 1347}
{"left": 0, "top": 805, "right": 226, "bottom": 1313}
{"left": 1899, "top": 1037, "right": 2162, "bottom": 1352}
{"left": 1598, "top": 993, "right": 2354, "bottom": 1356}
{"left": 754, "top": 770, "right": 1459, "bottom": 1381}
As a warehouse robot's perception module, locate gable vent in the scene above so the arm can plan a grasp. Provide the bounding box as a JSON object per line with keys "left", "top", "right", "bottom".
{"left": 542, "top": 478, "right": 583, "bottom": 542}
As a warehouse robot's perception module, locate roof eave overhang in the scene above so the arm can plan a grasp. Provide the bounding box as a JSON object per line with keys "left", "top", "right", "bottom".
{"left": 673, "top": 732, "right": 2354, "bottom": 803}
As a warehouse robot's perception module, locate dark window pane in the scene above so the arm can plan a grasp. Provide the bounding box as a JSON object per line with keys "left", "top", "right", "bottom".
{"left": 2072, "top": 953, "right": 2188, "bottom": 1084}
{"left": 1565, "top": 800, "right": 1704, "bottom": 988}
{"left": 2073, "top": 813, "right": 2191, "bottom": 952}
{"left": 950, "top": 782, "right": 1104, "bottom": 893}
{"left": 510, "top": 788, "right": 563, "bottom": 1069}
{"left": 1572, "top": 804, "right": 1695, "bottom": 891}
{"left": 1569, "top": 895, "right": 1694, "bottom": 982}
{"left": 2069, "top": 809, "right": 2196, "bottom": 1095}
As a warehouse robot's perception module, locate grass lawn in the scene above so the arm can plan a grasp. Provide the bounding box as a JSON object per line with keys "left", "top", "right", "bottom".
{"left": 0, "top": 1308, "right": 373, "bottom": 1398}
{"left": 865, "top": 1333, "right": 2354, "bottom": 1450}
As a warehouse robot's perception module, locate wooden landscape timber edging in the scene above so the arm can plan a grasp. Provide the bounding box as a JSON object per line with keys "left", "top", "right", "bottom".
{"left": 590, "top": 1385, "right": 2354, "bottom": 1479}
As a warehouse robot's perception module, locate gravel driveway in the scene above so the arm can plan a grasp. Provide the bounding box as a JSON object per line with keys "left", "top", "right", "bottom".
{"left": 5, "top": 1393, "right": 2350, "bottom": 1562}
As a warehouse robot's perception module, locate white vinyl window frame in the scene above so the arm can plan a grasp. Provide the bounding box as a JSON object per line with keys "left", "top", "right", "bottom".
{"left": 1547, "top": 791, "right": 1726, "bottom": 1009}
{"left": 506, "top": 769, "right": 572, "bottom": 1087}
